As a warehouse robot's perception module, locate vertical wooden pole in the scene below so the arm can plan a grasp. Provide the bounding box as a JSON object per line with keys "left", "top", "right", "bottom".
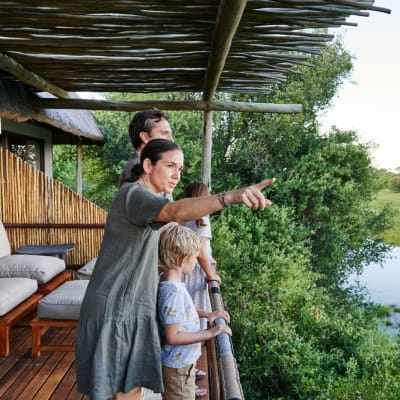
{"left": 1, "top": 127, "right": 8, "bottom": 185}
{"left": 202, "top": 110, "right": 213, "bottom": 191}
{"left": 76, "top": 141, "right": 82, "bottom": 197}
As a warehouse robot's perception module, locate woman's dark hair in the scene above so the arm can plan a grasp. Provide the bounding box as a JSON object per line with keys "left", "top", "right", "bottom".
{"left": 129, "top": 139, "right": 181, "bottom": 182}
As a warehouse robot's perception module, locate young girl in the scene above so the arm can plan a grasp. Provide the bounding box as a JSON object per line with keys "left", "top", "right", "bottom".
{"left": 181, "top": 182, "right": 220, "bottom": 330}
{"left": 180, "top": 182, "right": 222, "bottom": 389}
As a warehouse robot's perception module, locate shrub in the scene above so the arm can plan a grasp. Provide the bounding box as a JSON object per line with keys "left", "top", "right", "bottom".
{"left": 390, "top": 175, "right": 400, "bottom": 192}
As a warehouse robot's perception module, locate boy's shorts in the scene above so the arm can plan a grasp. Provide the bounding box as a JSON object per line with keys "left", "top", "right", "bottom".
{"left": 162, "top": 364, "right": 196, "bottom": 400}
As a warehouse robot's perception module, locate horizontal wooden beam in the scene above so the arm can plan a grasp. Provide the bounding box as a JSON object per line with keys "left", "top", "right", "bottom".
{"left": 0, "top": 53, "right": 70, "bottom": 99}
{"left": 32, "top": 98, "right": 302, "bottom": 114}
{"left": 4, "top": 223, "right": 105, "bottom": 229}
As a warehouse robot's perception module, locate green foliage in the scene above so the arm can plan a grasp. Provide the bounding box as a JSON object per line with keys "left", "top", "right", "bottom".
{"left": 375, "top": 168, "right": 396, "bottom": 189}
{"left": 373, "top": 304, "right": 392, "bottom": 318}
{"left": 53, "top": 145, "right": 78, "bottom": 191}
{"left": 390, "top": 175, "right": 400, "bottom": 192}
{"left": 315, "top": 330, "right": 400, "bottom": 400}
{"left": 371, "top": 189, "right": 400, "bottom": 246}
{"left": 213, "top": 207, "right": 400, "bottom": 399}
{"left": 53, "top": 144, "right": 117, "bottom": 208}
{"left": 167, "top": 107, "right": 204, "bottom": 197}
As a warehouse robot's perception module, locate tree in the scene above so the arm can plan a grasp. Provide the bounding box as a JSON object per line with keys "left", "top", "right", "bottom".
{"left": 209, "top": 39, "right": 392, "bottom": 287}
{"left": 390, "top": 175, "right": 400, "bottom": 192}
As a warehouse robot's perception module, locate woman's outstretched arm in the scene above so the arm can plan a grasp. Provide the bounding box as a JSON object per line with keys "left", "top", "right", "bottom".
{"left": 155, "top": 178, "right": 275, "bottom": 222}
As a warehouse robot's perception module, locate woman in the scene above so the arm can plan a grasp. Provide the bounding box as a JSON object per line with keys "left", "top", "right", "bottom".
{"left": 75, "top": 139, "right": 275, "bottom": 400}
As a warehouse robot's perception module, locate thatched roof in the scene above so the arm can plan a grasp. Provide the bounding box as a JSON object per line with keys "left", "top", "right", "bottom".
{"left": 0, "top": 1, "right": 391, "bottom": 112}
{"left": 0, "top": 80, "right": 104, "bottom": 144}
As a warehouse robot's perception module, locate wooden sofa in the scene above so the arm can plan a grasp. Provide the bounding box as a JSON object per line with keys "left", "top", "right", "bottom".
{"left": 0, "top": 222, "right": 72, "bottom": 356}
{"left": 0, "top": 278, "right": 43, "bottom": 356}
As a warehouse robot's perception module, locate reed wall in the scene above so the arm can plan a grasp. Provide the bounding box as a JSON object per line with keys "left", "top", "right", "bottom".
{"left": 0, "top": 148, "right": 107, "bottom": 269}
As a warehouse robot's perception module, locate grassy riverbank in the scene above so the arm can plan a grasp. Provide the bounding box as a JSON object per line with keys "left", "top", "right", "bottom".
{"left": 372, "top": 189, "right": 400, "bottom": 246}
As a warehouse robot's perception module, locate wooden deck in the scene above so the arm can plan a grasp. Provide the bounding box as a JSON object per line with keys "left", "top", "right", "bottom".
{"left": 0, "top": 324, "right": 88, "bottom": 400}
{"left": 0, "top": 324, "right": 211, "bottom": 400}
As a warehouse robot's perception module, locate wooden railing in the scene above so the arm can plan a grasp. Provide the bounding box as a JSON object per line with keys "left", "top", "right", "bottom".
{"left": 0, "top": 147, "right": 107, "bottom": 269}
{"left": 208, "top": 281, "right": 244, "bottom": 400}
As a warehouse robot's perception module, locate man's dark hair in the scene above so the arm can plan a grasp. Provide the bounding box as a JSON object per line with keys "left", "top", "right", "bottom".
{"left": 129, "top": 109, "right": 170, "bottom": 149}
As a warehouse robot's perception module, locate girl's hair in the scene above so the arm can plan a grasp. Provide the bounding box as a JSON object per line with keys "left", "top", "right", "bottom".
{"left": 183, "top": 182, "right": 209, "bottom": 227}
{"left": 158, "top": 222, "right": 201, "bottom": 271}
{"left": 130, "top": 139, "right": 181, "bottom": 182}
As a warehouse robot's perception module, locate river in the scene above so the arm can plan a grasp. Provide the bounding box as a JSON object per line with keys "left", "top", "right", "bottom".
{"left": 349, "top": 246, "right": 400, "bottom": 333}
{"left": 352, "top": 246, "right": 400, "bottom": 305}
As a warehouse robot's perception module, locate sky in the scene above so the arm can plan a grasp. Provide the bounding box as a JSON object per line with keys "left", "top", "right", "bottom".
{"left": 319, "top": 0, "right": 399, "bottom": 171}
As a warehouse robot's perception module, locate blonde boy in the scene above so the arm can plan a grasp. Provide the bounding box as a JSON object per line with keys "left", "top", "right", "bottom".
{"left": 158, "top": 223, "right": 231, "bottom": 400}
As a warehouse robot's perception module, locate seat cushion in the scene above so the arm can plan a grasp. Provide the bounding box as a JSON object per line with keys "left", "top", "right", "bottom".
{"left": 38, "top": 280, "right": 89, "bottom": 320}
{"left": 0, "top": 254, "right": 65, "bottom": 284}
{"left": 0, "top": 278, "right": 38, "bottom": 316}
{"left": 76, "top": 257, "right": 97, "bottom": 280}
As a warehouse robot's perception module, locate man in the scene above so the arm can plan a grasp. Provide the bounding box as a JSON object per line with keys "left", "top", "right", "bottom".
{"left": 119, "top": 109, "right": 173, "bottom": 187}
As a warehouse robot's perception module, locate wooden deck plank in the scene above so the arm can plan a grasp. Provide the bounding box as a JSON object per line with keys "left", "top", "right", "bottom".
{"left": 66, "top": 382, "right": 88, "bottom": 400}
{"left": 34, "top": 328, "right": 77, "bottom": 400}
{"left": 5, "top": 352, "right": 64, "bottom": 399}
{"left": 0, "top": 346, "right": 35, "bottom": 397}
{"left": 0, "top": 326, "right": 208, "bottom": 400}
{"left": 33, "top": 352, "right": 75, "bottom": 399}
{"left": 49, "top": 363, "right": 78, "bottom": 400}
{"left": 0, "top": 327, "right": 70, "bottom": 400}
{"left": 0, "top": 326, "right": 31, "bottom": 380}
{"left": 16, "top": 328, "right": 76, "bottom": 400}
{"left": 0, "top": 326, "right": 56, "bottom": 399}
{"left": 0, "top": 352, "right": 53, "bottom": 400}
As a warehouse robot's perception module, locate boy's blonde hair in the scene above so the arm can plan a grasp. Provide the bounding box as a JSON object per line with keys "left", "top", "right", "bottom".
{"left": 159, "top": 222, "right": 201, "bottom": 271}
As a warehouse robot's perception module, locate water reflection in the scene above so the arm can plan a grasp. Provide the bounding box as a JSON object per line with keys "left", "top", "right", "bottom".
{"left": 351, "top": 246, "right": 400, "bottom": 305}
{"left": 349, "top": 246, "right": 400, "bottom": 334}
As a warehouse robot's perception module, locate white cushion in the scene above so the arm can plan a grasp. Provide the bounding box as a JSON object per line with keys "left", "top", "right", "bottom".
{"left": 0, "top": 278, "right": 38, "bottom": 316}
{"left": 38, "top": 280, "right": 89, "bottom": 320}
{"left": 0, "top": 254, "right": 65, "bottom": 284}
{"left": 0, "top": 221, "right": 11, "bottom": 258}
{"left": 76, "top": 257, "right": 97, "bottom": 280}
